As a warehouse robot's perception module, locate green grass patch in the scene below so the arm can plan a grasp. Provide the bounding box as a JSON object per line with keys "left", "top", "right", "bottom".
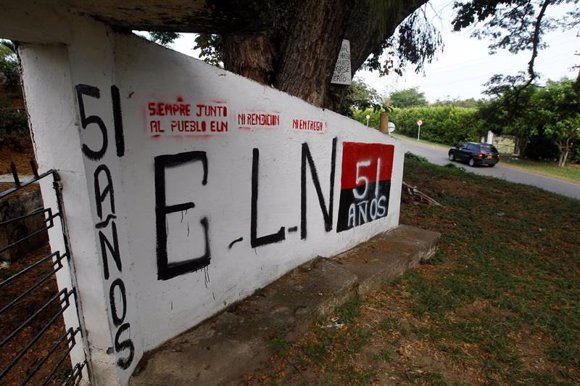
{"left": 335, "top": 295, "right": 361, "bottom": 324}
{"left": 250, "top": 157, "right": 579, "bottom": 385}
{"left": 501, "top": 156, "right": 580, "bottom": 183}
{"left": 269, "top": 335, "right": 290, "bottom": 357}
{"left": 401, "top": 157, "right": 579, "bottom": 382}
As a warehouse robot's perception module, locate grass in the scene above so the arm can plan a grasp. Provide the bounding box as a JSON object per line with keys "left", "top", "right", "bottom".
{"left": 247, "top": 155, "right": 579, "bottom": 385}
{"left": 501, "top": 156, "right": 580, "bottom": 183}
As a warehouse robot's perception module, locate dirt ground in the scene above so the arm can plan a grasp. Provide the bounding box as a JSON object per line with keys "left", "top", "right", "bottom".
{"left": 0, "top": 244, "right": 73, "bottom": 385}
{"left": 0, "top": 135, "right": 35, "bottom": 176}
{"left": 1, "top": 134, "right": 74, "bottom": 385}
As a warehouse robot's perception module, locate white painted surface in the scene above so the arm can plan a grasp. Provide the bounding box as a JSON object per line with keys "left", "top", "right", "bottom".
{"left": 331, "top": 39, "right": 352, "bottom": 85}
{"left": 4, "top": 6, "right": 403, "bottom": 385}
{"left": 487, "top": 130, "right": 494, "bottom": 144}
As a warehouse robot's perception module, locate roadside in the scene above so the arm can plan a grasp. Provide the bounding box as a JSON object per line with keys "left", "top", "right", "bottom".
{"left": 394, "top": 134, "right": 580, "bottom": 199}
{"left": 501, "top": 157, "right": 580, "bottom": 184}
{"left": 391, "top": 133, "right": 580, "bottom": 184}
{"left": 246, "top": 155, "right": 579, "bottom": 385}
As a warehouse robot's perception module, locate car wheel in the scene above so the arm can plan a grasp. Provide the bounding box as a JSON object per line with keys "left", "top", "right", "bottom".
{"left": 449, "top": 153, "right": 455, "bottom": 161}
{"left": 468, "top": 158, "right": 475, "bottom": 167}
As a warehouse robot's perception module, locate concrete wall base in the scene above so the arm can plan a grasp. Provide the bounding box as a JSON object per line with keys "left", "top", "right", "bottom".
{"left": 129, "top": 224, "right": 440, "bottom": 385}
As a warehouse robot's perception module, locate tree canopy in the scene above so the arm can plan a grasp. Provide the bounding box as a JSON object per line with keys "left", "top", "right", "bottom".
{"left": 149, "top": 0, "right": 578, "bottom": 112}
{"left": 479, "top": 77, "right": 579, "bottom": 165}
{"left": 389, "top": 88, "right": 428, "bottom": 108}
{"left": 339, "top": 78, "right": 385, "bottom": 116}
{"left": 0, "top": 40, "right": 19, "bottom": 91}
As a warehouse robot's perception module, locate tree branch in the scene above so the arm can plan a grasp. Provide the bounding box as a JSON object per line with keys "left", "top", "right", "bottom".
{"left": 527, "top": 0, "right": 552, "bottom": 85}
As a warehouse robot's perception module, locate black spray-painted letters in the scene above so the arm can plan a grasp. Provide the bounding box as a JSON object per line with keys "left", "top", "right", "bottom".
{"left": 75, "top": 83, "right": 133, "bottom": 370}
{"left": 155, "top": 151, "right": 211, "bottom": 280}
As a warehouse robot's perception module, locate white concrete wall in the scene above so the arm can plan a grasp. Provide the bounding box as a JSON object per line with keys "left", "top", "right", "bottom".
{"left": 7, "top": 7, "right": 403, "bottom": 385}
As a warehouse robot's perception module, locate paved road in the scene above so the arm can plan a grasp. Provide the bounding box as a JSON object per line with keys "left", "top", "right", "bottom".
{"left": 396, "top": 136, "right": 580, "bottom": 200}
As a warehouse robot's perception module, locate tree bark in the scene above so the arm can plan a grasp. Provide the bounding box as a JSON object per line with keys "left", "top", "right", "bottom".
{"left": 557, "top": 139, "right": 571, "bottom": 167}
{"left": 223, "top": 34, "right": 277, "bottom": 85}
{"left": 274, "top": 0, "right": 354, "bottom": 107}
{"left": 220, "top": 0, "right": 427, "bottom": 111}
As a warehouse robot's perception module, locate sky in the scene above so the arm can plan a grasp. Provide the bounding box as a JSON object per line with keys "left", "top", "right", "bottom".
{"left": 167, "top": 0, "right": 579, "bottom": 102}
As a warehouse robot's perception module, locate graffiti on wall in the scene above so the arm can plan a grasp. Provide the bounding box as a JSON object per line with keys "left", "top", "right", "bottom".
{"left": 75, "top": 84, "right": 135, "bottom": 370}
{"left": 337, "top": 142, "right": 394, "bottom": 232}
{"left": 154, "top": 151, "right": 210, "bottom": 280}
{"left": 74, "top": 85, "right": 394, "bottom": 371}
{"left": 237, "top": 112, "right": 280, "bottom": 131}
{"left": 292, "top": 118, "right": 326, "bottom": 133}
{"left": 153, "top": 137, "right": 338, "bottom": 279}
{"left": 147, "top": 97, "right": 229, "bottom": 135}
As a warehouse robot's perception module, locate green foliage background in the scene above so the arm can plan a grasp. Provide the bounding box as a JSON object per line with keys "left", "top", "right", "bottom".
{"left": 353, "top": 105, "right": 487, "bottom": 145}
{"left": 390, "top": 106, "right": 485, "bottom": 144}
{"left": 0, "top": 40, "right": 29, "bottom": 136}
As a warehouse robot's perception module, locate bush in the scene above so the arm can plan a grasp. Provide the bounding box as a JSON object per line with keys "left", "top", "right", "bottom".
{"left": 390, "top": 106, "right": 485, "bottom": 145}
{"left": 405, "top": 152, "right": 428, "bottom": 163}
{"left": 524, "top": 134, "right": 560, "bottom": 162}
{"left": 0, "top": 107, "right": 29, "bottom": 135}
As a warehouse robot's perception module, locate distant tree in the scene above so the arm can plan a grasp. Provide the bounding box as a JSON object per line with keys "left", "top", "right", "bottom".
{"left": 138, "top": 1, "right": 575, "bottom": 112}
{"left": 0, "top": 40, "right": 28, "bottom": 135}
{"left": 479, "top": 74, "right": 540, "bottom": 155}
{"left": 432, "top": 98, "right": 482, "bottom": 109}
{"left": 390, "top": 105, "right": 484, "bottom": 144}
{"left": 194, "top": 34, "right": 224, "bottom": 67}
{"left": 149, "top": 32, "right": 181, "bottom": 46}
{"left": 339, "top": 79, "right": 384, "bottom": 116}
{"left": 480, "top": 77, "right": 579, "bottom": 165}
{"left": 0, "top": 40, "right": 19, "bottom": 91}
{"left": 533, "top": 79, "right": 580, "bottom": 166}
{"left": 452, "top": 0, "right": 579, "bottom": 87}
{"left": 389, "top": 88, "right": 428, "bottom": 108}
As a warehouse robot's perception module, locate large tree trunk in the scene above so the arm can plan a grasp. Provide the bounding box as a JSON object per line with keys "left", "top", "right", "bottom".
{"left": 222, "top": 0, "right": 427, "bottom": 111}
{"left": 274, "top": 0, "right": 354, "bottom": 107}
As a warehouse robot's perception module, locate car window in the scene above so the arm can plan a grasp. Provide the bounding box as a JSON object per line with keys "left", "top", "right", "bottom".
{"left": 481, "top": 144, "right": 498, "bottom": 153}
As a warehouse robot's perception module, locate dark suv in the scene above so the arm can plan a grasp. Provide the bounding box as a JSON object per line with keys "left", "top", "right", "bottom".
{"left": 448, "top": 142, "right": 500, "bottom": 167}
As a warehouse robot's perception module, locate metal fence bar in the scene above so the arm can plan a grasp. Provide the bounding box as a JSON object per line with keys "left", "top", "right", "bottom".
{"left": 0, "top": 253, "right": 65, "bottom": 315}
{"left": 41, "top": 340, "right": 84, "bottom": 386}
{"left": 10, "top": 162, "right": 21, "bottom": 187}
{"left": 62, "top": 362, "right": 86, "bottom": 386}
{"left": 19, "top": 327, "right": 80, "bottom": 386}
{"left": 63, "top": 361, "right": 86, "bottom": 386}
{"left": 0, "top": 207, "right": 48, "bottom": 226}
{"left": 0, "top": 288, "right": 71, "bottom": 348}
{"left": 0, "top": 226, "right": 53, "bottom": 255}
{"left": 50, "top": 171, "right": 92, "bottom": 384}
{"left": 0, "top": 168, "right": 54, "bottom": 199}
{"left": 0, "top": 290, "right": 74, "bottom": 379}
{"left": 0, "top": 251, "right": 60, "bottom": 289}
{"left": 1, "top": 164, "right": 89, "bottom": 384}
{"left": 0, "top": 207, "right": 56, "bottom": 255}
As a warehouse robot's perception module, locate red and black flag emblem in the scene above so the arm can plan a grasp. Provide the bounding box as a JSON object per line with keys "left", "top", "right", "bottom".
{"left": 337, "top": 142, "right": 394, "bottom": 232}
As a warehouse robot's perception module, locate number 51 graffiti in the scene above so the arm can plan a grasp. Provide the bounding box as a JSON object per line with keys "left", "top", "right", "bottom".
{"left": 337, "top": 142, "right": 394, "bottom": 232}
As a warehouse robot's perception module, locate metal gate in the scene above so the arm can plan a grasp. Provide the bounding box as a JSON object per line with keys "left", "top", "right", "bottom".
{"left": 0, "top": 161, "right": 88, "bottom": 385}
